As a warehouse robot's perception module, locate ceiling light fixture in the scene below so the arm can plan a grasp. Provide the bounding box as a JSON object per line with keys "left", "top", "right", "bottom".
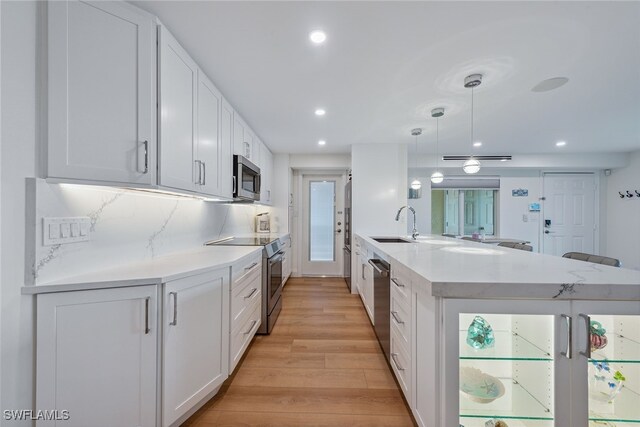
{"left": 314, "top": 108, "right": 326, "bottom": 116}
{"left": 473, "top": 141, "right": 482, "bottom": 147}
{"left": 532, "top": 77, "right": 569, "bottom": 93}
{"left": 410, "top": 128, "right": 422, "bottom": 191}
{"left": 430, "top": 108, "right": 445, "bottom": 184}
{"left": 318, "top": 140, "right": 326, "bottom": 146}
{"left": 309, "top": 30, "right": 327, "bottom": 44}
{"left": 463, "top": 74, "right": 482, "bottom": 174}
{"left": 556, "top": 141, "right": 567, "bottom": 147}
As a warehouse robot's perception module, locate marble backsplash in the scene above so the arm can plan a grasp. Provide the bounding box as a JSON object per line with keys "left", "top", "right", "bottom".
{"left": 26, "top": 178, "right": 268, "bottom": 285}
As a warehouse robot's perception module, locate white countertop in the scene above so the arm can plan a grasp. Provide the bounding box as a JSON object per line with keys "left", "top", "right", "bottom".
{"left": 22, "top": 245, "right": 263, "bottom": 295}
{"left": 358, "top": 234, "right": 640, "bottom": 300}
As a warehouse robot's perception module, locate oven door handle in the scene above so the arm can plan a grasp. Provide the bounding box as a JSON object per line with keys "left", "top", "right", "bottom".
{"left": 269, "top": 253, "right": 283, "bottom": 265}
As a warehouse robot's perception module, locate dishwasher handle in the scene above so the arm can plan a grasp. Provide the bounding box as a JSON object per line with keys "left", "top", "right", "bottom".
{"left": 368, "top": 259, "right": 389, "bottom": 277}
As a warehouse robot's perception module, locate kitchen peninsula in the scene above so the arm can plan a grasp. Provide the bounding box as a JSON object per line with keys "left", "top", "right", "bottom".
{"left": 354, "top": 233, "right": 640, "bottom": 427}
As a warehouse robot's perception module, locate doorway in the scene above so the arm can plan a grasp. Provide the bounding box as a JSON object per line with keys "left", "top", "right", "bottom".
{"left": 300, "top": 174, "right": 344, "bottom": 276}
{"left": 542, "top": 173, "right": 597, "bottom": 256}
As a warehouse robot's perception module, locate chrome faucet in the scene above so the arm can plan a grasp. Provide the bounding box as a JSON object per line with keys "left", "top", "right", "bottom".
{"left": 395, "top": 206, "right": 419, "bottom": 240}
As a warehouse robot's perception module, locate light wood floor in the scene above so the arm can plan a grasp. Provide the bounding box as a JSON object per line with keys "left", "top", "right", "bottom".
{"left": 184, "top": 277, "right": 416, "bottom": 426}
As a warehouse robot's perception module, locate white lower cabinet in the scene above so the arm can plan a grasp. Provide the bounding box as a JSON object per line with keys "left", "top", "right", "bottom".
{"left": 36, "top": 286, "right": 158, "bottom": 427}
{"left": 162, "top": 268, "right": 229, "bottom": 426}
{"left": 229, "top": 254, "right": 263, "bottom": 372}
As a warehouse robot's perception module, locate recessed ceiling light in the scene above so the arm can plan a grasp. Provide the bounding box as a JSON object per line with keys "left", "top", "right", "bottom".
{"left": 473, "top": 141, "right": 482, "bottom": 147}
{"left": 315, "top": 108, "right": 326, "bottom": 116}
{"left": 500, "top": 159, "right": 508, "bottom": 162}
{"left": 309, "top": 30, "right": 326, "bottom": 44}
{"left": 318, "top": 140, "right": 326, "bottom": 146}
{"left": 532, "top": 77, "right": 569, "bottom": 93}
{"left": 556, "top": 141, "right": 567, "bottom": 147}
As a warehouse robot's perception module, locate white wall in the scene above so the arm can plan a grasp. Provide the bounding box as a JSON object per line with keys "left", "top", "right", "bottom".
{"left": 289, "top": 153, "right": 351, "bottom": 170}
{"left": 498, "top": 173, "right": 543, "bottom": 252}
{"left": 351, "top": 144, "right": 408, "bottom": 236}
{"left": 1, "top": 2, "right": 37, "bottom": 422}
{"left": 605, "top": 150, "right": 640, "bottom": 270}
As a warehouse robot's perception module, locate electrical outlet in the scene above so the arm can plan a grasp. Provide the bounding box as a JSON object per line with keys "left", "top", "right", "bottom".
{"left": 522, "top": 214, "right": 528, "bottom": 223}
{"left": 43, "top": 217, "right": 91, "bottom": 246}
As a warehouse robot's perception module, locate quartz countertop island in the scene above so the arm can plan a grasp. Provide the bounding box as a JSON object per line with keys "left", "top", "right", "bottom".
{"left": 358, "top": 234, "right": 640, "bottom": 301}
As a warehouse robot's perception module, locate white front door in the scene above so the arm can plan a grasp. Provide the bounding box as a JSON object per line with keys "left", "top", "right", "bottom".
{"left": 542, "top": 173, "right": 596, "bottom": 256}
{"left": 444, "top": 189, "right": 460, "bottom": 235}
{"left": 301, "top": 174, "right": 344, "bottom": 276}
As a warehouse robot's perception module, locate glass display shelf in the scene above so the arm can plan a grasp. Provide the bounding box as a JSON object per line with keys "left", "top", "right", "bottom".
{"left": 460, "top": 378, "right": 554, "bottom": 421}
{"left": 460, "top": 330, "right": 553, "bottom": 361}
{"left": 591, "top": 333, "right": 640, "bottom": 364}
{"left": 589, "top": 384, "right": 640, "bottom": 424}
{"left": 461, "top": 419, "right": 553, "bottom": 427}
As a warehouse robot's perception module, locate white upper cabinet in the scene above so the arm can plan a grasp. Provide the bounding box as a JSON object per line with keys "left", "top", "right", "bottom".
{"left": 196, "top": 71, "right": 225, "bottom": 197}
{"left": 158, "top": 25, "right": 198, "bottom": 192}
{"left": 233, "top": 113, "right": 255, "bottom": 161}
{"left": 259, "top": 141, "right": 274, "bottom": 205}
{"left": 47, "top": 1, "right": 156, "bottom": 185}
{"left": 219, "top": 98, "right": 234, "bottom": 199}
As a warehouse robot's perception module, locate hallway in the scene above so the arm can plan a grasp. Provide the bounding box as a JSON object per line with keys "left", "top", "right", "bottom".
{"left": 184, "top": 277, "right": 416, "bottom": 426}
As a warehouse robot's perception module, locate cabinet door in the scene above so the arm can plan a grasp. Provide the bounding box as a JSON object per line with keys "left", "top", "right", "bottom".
{"left": 571, "top": 300, "right": 640, "bottom": 427}
{"left": 36, "top": 286, "right": 157, "bottom": 427}
{"left": 48, "top": 1, "right": 155, "bottom": 185}
{"left": 260, "top": 145, "right": 273, "bottom": 205}
{"left": 158, "top": 25, "right": 197, "bottom": 192}
{"left": 440, "top": 298, "right": 572, "bottom": 427}
{"left": 163, "top": 269, "right": 229, "bottom": 426}
{"left": 233, "top": 113, "right": 253, "bottom": 160}
{"left": 219, "top": 98, "right": 234, "bottom": 199}
{"left": 195, "top": 71, "right": 223, "bottom": 197}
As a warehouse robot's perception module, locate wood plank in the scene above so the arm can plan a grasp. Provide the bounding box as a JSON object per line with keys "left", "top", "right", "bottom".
{"left": 201, "top": 386, "right": 411, "bottom": 416}
{"left": 231, "top": 367, "right": 368, "bottom": 389}
{"left": 364, "top": 369, "right": 399, "bottom": 389}
{"left": 241, "top": 351, "right": 325, "bottom": 369}
{"left": 291, "top": 339, "right": 381, "bottom": 354}
{"left": 273, "top": 325, "right": 377, "bottom": 340}
{"left": 325, "top": 353, "right": 389, "bottom": 370}
{"left": 195, "top": 410, "right": 415, "bottom": 426}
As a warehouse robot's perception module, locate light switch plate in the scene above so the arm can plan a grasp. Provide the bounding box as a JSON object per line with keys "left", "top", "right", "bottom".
{"left": 43, "top": 217, "right": 91, "bottom": 246}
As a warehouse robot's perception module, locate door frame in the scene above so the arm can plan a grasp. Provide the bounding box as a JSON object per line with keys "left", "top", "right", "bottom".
{"left": 540, "top": 171, "right": 601, "bottom": 256}
{"left": 292, "top": 169, "right": 347, "bottom": 277}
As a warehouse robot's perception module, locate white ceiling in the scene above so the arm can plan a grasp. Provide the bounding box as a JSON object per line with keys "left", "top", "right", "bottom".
{"left": 133, "top": 1, "right": 640, "bottom": 155}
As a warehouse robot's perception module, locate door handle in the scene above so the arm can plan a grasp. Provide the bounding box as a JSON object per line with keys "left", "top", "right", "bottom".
{"left": 391, "top": 311, "right": 404, "bottom": 325}
{"left": 244, "top": 288, "right": 258, "bottom": 299}
{"left": 391, "top": 278, "right": 405, "bottom": 288}
{"left": 545, "top": 230, "right": 555, "bottom": 234}
{"left": 201, "top": 161, "right": 206, "bottom": 186}
{"left": 194, "top": 160, "right": 203, "bottom": 184}
{"left": 139, "top": 140, "right": 149, "bottom": 174}
{"left": 144, "top": 297, "right": 150, "bottom": 334}
{"left": 391, "top": 353, "right": 405, "bottom": 371}
{"left": 243, "top": 320, "right": 258, "bottom": 335}
{"left": 579, "top": 313, "right": 591, "bottom": 358}
{"left": 336, "top": 229, "right": 342, "bottom": 233}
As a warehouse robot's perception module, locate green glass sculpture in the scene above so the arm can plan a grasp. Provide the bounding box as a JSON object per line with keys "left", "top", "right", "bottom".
{"left": 466, "top": 316, "right": 495, "bottom": 349}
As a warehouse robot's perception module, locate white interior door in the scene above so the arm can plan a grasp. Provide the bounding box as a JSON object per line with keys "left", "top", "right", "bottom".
{"left": 301, "top": 174, "right": 344, "bottom": 276}
{"left": 444, "top": 189, "right": 460, "bottom": 235}
{"left": 542, "top": 173, "right": 596, "bottom": 256}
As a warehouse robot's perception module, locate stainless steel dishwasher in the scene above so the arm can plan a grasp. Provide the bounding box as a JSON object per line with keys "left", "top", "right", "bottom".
{"left": 369, "top": 256, "right": 390, "bottom": 360}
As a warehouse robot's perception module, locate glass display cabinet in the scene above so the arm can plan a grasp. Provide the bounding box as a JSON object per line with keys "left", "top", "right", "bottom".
{"left": 444, "top": 299, "right": 640, "bottom": 427}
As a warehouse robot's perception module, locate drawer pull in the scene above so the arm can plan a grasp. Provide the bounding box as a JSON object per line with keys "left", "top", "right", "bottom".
{"left": 243, "top": 320, "right": 258, "bottom": 335}
{"left": 391, "top": 353, "right": 405, "bottom": 371}
{"left": 391, "top": 311, "right": 404, "bottom": 325}
{"left": 244, "top": 288, "right": 258, "bottom": 299}
{"left": 391, "top": 278, "right": 405, "bottom": 288}
{"left": 245, "top": 262, "right": 258, "bottom": 271}
{"left": 169, "top": 292, "right": 178, "bottom": 326}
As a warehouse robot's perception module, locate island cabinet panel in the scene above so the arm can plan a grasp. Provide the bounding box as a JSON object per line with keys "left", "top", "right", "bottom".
{"left": 36, "top": 286, "right": 158, "bottom": 427}
{"left": 47, "top": 1, "right": 156, "bottom": 185}
{"left": 163, "top": 268, "right": 230, "bottom": 427}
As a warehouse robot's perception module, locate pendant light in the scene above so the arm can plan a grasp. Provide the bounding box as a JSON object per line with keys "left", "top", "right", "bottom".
{"left": 463, "top": 74, "right": 482, "bottom": 174}
{"left": 410, "top": 128, "right": 422, "bottom": 190}
{"left": 430, "top": 108, "right": 444, "bottom": 184}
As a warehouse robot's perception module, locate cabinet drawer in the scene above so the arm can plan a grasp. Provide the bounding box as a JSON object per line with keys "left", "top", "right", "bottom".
{"left": 390, "top": 285, "right": 411, "bottom": 348}
{"left": 230, "top": 299, "right": 261, "bottom": 372}
{"left": 390, "top": 265, "right": 411, "bottom": 306}
{"left": 230, "top": 267, "right": 261, "bottom": 327}
{"left": 390, "top": 322, "right": 411, "bottom": 400}
{"left": 231, "top": 253, "right": 262, "bottom": 285}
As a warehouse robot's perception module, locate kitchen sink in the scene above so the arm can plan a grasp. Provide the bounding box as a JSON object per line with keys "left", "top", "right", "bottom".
{"left": 371, "top": 237, "right": 415, "bottom": 243}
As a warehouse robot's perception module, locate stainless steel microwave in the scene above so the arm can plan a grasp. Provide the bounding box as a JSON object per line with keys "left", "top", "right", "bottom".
{"left": 233, "top": 155, "right": 261, "bottom": 201}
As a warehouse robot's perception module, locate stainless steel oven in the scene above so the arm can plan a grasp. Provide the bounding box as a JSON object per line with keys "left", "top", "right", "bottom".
{"left": 233, "top": 155, "right": 261, "bottom": 201}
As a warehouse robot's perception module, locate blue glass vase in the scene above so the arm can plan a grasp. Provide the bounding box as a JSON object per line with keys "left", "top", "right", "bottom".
{"left": 466, "top": 316, "right": 495, "bottom": 350}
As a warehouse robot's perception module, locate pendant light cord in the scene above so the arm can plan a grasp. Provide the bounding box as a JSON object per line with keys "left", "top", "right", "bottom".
{"left": 470, "top": 87, "right": 474, "bottom": 158}
{"left": 436, "top": 118, "right": 439, "bottom": 169}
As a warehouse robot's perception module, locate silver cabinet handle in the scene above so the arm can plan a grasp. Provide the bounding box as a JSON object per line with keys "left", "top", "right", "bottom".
{"left": 243, "top": 320, "right": 257, "bottom": 335}
{"left": 391, "top": 311, "right": 404, "bottom": 325}
{"left": 362, "top": 263, "right": 366, "bottom": 280}
{"left": 194, "top": 160, "right": 202, "bottom": 184}
{"left": 139, "top": 140, "right": 149, "bottom": 174}
{"left": 169, "top": 292, "right": 178, "bottom": 326}
{"left": 391, "top": 278, "right": 405, "bottom": 288}
{"left": 561, "top": 314, "right": 572, "bottom": 359}
{"left": 144, "top": 297, "right": 150, "bottom": 334}
{"left": 233, "top": 176, "right": 236, "bottom": 193}
{"left": 579, "top": 313, "right": 591, "bottom": 358}
{"left": 391, "top": 353, "right": 405, "bottom": 371}
{"left": 245, "top": 262, "right": 258, "bottom": 271}
{"left": 244, "top": 288, "right": 258, "bottom": 299}
{"left": 201, "top": 161, "right": 206, "bottom": 186}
